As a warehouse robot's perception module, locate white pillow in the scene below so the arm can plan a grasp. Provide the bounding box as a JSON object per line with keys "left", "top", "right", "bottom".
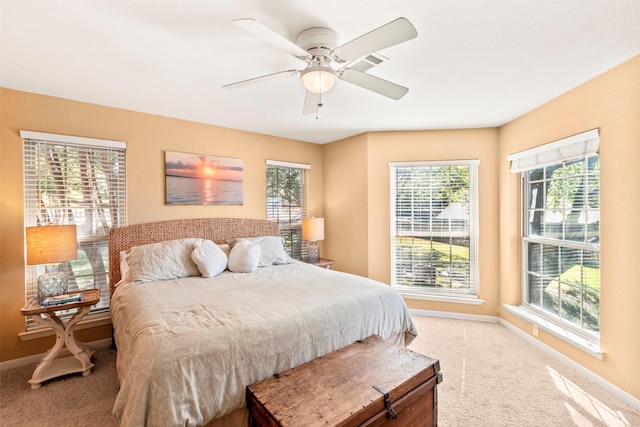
{"left": 115, "top": 248, "right": 132, "bottom": 287}
{"left": 191, "top": 240, "right": 228, "bottom": 278}
{"left": 218, "top": 243, "right": 230, "bottom": 258}
{"left": 232, "top": 236, "right": 293, "bottom": 267}
{"left": 227, "top": 239, "right": 261, "bottom": 273}
{"left": 128, "top": 238, "right": 202, "bottom": 283}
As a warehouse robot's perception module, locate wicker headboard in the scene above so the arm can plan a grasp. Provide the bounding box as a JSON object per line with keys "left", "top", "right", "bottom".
{"left": 108, "top": 217, "right": 279, "bottom": 296}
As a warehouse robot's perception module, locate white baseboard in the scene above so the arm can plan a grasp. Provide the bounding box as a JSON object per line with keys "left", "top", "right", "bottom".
{"left": 409, "top": 308, "right": 499, "bottom": 323}
{"left": 499, "top": 318, "right": 640, "bottom": 411}
{"left": 0, "top": 338, "right": 112, "bottom": 371}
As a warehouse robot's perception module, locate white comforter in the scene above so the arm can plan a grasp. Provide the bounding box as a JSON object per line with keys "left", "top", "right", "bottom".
{"left": 111, "top": 261, "right": 417, "bottom": 426}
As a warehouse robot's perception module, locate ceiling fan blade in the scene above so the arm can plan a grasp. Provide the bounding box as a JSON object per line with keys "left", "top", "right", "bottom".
{"left": 222, "top": 70, "right": 298, "bottom": 89}
{"left": 233, "top": 19, "right": 310, "bottom": 59}
{"left": 332, "top": 18, "right": 417, "bottom": 63}
{"left": 303, "top": 90, "right": 322, "bottom": 116}
{"left": 341, "top": 69, "right": 409, "bottom": 100}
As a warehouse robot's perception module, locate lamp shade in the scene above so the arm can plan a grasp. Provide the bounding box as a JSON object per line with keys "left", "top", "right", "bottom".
{"left": 302, "top": 218, "right": 324, "bottom": 241}
{"left": 26, "top": 224, "right": 77, "bottom": 265}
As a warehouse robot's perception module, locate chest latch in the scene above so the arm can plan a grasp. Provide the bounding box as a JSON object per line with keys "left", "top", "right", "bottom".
{"left": 372, "top": 385, "right": 398, "bottom": 419}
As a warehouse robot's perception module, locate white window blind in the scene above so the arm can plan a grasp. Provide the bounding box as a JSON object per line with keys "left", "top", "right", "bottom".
{"left": 266, "top": 160, "right": 309, "bottom": 260}
{"left": 390, "top": 160, "right": 480, "bottom": 298}
{"left": 508, "top": 129, "right": 599, "bottom": 173}
{"left": 22, "top": 131, "right": 126, "bottom": 329}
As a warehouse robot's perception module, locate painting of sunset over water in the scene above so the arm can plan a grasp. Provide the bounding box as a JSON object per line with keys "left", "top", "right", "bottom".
{"left": 165, "top": 151, "right": 243, "bottom": 205}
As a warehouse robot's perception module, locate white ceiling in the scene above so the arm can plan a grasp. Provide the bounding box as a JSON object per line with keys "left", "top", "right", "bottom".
{"left": 2, "top": 1, "right": 639, "bottom": 144}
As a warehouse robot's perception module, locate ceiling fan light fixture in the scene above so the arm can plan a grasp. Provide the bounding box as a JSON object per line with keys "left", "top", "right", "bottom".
{"left": 300, "top": 67, "right": 336, "bottom": 94}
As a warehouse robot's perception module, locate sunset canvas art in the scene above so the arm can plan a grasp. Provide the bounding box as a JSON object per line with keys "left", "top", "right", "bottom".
{"left": 165, "top": 151, "right": 243, "bottom": 205}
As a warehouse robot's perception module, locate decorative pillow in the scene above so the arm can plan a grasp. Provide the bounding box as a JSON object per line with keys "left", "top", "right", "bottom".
{"left": 227, "top": 239, "right": 261, "bottom": 273}
{"left": 191, "top": 240, "right": 228, "bottom": 278}
{"left": 128, "top": 238, "right": 202, "bottom": 283}
{"left": 231, "top": 236, "right": 293, "bottom": 267}
{"left": 218, "top": 243, "right": 230, "bottom": 258}
{"left": 115, "top": 248, "right": 132, "bottom": 287}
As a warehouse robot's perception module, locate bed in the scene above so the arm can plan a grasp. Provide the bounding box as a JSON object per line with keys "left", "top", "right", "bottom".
{"left": 108, "top": 218, "right": 417, "bottom": 427}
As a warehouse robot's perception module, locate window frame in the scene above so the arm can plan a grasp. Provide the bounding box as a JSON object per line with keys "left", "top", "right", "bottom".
{"left": 266, "top": 160, "right": 310, "bottom": 260}
{"left": 519, "top": 157, "right": 600, "bottom": 343}
{"left": 508, "top": 129, "right": 601, "bottom": 355}
{"left": 22, "top": 131, "right": 126, "bottom": 330}
{"left": 389, "top": 160, "right": 480, "bottom": 303}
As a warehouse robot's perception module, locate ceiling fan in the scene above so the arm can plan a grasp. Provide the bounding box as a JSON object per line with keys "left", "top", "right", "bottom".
{"left": 223, "top": 17, "right": 418, "bottom": 115}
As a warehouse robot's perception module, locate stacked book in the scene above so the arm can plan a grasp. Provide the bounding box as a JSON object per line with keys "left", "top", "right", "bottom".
{"left": 41, "top": 293, "right": 84, "bottom": 307}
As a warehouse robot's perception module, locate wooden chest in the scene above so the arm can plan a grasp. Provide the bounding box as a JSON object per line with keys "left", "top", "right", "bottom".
{"left": 247, "top": 335, "right": 442, "bottom": 426}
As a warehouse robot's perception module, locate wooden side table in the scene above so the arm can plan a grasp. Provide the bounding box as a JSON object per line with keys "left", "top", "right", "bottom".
{"left": 305, "top": 258, "right": 334, "bottom": 269}
{"left": 20, "top": 288, "right": 101, "bottom": 389}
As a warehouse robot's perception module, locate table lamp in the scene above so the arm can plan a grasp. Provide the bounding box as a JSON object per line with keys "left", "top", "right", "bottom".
{"left": 26, "top": 224, "right": 78, "bottom": 303}
{"left": 302, "top": 217, "right": 324, "bottom": 263}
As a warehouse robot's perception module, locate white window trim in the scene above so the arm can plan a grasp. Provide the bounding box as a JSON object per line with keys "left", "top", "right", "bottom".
{"left": 503, "top": 304, "right": 602, "bottom": 358}
{"left": 391, "top": 159, "right": 480, "bottom": 168}
{"left": 22, "top": 130, "right": 126, "bottom": 330}
{"left": 266, "top": 159, "right": 311, "bottom": 169}
{"left": 509, "top": 129, "right": 601, "bottom": 353}
{"left": 389, "top": 159, "right": 480, "bottom": 301}
{"left": 401, "top": 291, "right": 485, "bottom": 305}
{"left": 20, "top": 130, "right": 126, "bottom": 149}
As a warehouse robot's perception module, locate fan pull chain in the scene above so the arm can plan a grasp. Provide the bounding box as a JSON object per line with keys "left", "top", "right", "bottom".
{"left": 316, "top": 71, "right": 323, "bottom": 119}
{"left": 316, "top": 68, "right": 323, "bottom": 119}
{"left": 316, "top": 91, "right": 323, "bottom": 119}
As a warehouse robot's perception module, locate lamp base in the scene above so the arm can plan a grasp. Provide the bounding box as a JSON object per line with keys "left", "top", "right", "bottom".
{"left": 306, "top": 241, "right": 320, "bottom": 264}
{"left": 38, "top": 268, "right": 69, "bottom": 303}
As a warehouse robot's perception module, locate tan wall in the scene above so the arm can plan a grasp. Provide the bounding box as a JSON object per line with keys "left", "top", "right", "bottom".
{"left": 498, "top": 54, "right": 640, "bottom": 399}
{"left": 2, "top": 54, "right": 639, "bottom": 400}
{"left": 0, "top": 88, "right": 323, "bottom": 362}
{"left": 366, "top": 129, "right": 500, "bottom": 317}
{"left": 322, "top": 134, "right": 369, "bottom": 275}
{"left": 323, "top": 128, "right": 500, "bottom": 316}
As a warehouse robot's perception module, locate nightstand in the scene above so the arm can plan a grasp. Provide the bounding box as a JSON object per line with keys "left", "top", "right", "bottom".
{"left": 305, "top": 258, "right": 334, "bottom": 269}
{"left": 20, "top": 288, "right": 101, "bottom": 389}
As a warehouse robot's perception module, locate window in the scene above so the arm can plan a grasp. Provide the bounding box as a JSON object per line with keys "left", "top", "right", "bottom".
{"left": 266, "top": 160, "right": 309, "bottom": 260}
{"left": 510, "top": 130, "right": 600, "bottom": 344}
{"left": 390, "top": 160, "right": 479, "bottom": 300}
{"left": 22, "top": 131, "right": 126, "bottom": 329}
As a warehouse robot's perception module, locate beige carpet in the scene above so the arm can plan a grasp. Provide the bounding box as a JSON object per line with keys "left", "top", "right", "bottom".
{"left": 1, "top": 315, "right": 638, "bottom": 426}
{"left": 407, "top": 317, "right": 639, "bottom": 427}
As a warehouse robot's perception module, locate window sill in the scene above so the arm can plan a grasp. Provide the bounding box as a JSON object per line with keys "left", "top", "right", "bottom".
{"left": 19, "top": 314, "right": 112, "bottom": 341}
{"left": 400, "top": 291, "right": 484, "bottom": 305}
{"left": 503, "top": 304, "right": 602, "bottom": 359}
